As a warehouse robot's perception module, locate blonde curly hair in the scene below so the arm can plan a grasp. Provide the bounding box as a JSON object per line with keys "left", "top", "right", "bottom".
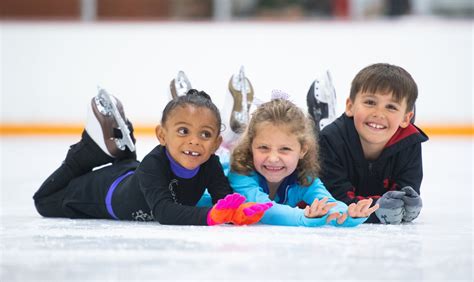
{"left": 230, "top": 98, "right": 320, "bottom": 187}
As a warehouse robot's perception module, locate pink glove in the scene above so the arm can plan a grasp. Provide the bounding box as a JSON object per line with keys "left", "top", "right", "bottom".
{"left": 207, "top": 193, "right": 273, "bottom": 226}
{"left": 207, "top": 193, "right": 246, "bottom": 225}
{"left": 231, "top": 202, "right": 273, "bottom": 225}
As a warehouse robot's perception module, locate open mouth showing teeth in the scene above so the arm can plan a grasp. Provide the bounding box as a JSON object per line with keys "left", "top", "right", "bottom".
{"left": 183, "top": 150, "right": 200, "bottom": 156}
{"left": 366, "top": 122, "right": 386, "bottom": 129}
{"left": 264, "top": 165, "right": 284, "bottom": 171}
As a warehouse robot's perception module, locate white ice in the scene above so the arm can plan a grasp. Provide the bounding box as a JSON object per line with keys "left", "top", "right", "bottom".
{"left": 1, "top": 136, "right": 472, "bottom": 281}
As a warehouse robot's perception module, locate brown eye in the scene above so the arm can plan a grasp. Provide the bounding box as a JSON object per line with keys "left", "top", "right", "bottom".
{"left": 201, "top": 130, "right": 212, "bottom": 139}
{"left": 386, "top": 104, "right": 399, "bottom": 111}
{"left": 364, "top": 99, "right": 376, "bottom": 106}
{"left": 257, "top": 145, "right": 269, "bottom": 152}
{"left": 177, "top": 127, "right": 188, "bottom": 136}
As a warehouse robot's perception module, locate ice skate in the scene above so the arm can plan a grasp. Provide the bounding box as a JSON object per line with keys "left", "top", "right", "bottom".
{"left": 169, "top": 70, "right": 192, "bottom": 99}
{"left": 85, "top": 87, "right": 136, "bottom": 158}
{"left": 306, "top": 70, "right": 337, "bottom": 133}
{"left": 228, "top": 66, "right": 254, "bottom": 133}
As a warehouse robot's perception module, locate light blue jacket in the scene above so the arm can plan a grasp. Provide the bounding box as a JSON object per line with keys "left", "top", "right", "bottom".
{"left": 227, "top": 171, "right": 367, "bottom": 227}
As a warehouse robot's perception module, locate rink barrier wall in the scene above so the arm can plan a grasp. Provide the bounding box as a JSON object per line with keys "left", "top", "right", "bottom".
{"left": 1, "top": 123, "right": 472, "bottom": 137}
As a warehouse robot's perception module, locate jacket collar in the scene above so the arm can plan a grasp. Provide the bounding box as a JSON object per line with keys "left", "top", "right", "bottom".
{"left": 339, "top": 114, "right": 428, "bottom": 161}
{"left": 257, "top": 171, "right": 298, "bottom": 204}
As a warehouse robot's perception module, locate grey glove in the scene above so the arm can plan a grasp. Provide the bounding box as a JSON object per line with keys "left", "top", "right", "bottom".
{"left": 401, "top": 186, "right": 422, "bottom": 222}
{"left": 375, "top": 190, "right": 406, "bottom": 224}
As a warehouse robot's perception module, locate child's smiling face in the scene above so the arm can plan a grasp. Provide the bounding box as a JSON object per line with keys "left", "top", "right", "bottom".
{"left": 156, "top": 105, "right": 222, "bottom": 170}
{"left": 345, "top": 91, "right": 414, "bottom": 159}
{"left": 251, "top": 122, "right": 307, "bottom": 188}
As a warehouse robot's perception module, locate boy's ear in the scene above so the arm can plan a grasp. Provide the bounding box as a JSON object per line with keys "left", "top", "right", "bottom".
{"left": 212, "top": 136, "right": 223, "bottom": 153}
{"left": 155, "top": 124, "right": 166, "bottom": 145}
{"left": 344, "top": 97, "right": 354, "bottom": 117}
{"left": 400, "top": 111, "right": 414, "bottom": 128}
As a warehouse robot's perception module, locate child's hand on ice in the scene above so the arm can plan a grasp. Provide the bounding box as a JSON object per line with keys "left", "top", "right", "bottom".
{"left": 401, "top": 186, "right": 422, "bottom": 222}
{"left": 348, "top": 198, "right": 379, "bottom": 218}
{"left": 304, "top": 197, "right": 337, "bottom": 220}
{"left": 375, "top": 190, "right": 406, "bottom": 224}
{"left": 231, "top": 202, "right": 273, "bottom": 225}
{"left": 207, "top": 193, "right": 245, "bottom": 225}
{"left": 207, "top": 193, "right": 272, "bottom": 226}
{"left": 325, "top": 199, "right": 379, "bottom": 225}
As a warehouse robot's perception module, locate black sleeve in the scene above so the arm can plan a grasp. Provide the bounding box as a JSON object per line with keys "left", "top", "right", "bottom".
{"left": 205, "top": 155, "right": 233, "bottom": 204}
{"left": 392, "top": 143, "right": 424, "bottom": 195}
{"left": 320, "top": 135, "right": 382, "bottom": 223}
{"left": 319, "top": 135, "right": 358, "bottom": 205}
{"left": 136, "top": 151, "right": 210, "bottom": 226}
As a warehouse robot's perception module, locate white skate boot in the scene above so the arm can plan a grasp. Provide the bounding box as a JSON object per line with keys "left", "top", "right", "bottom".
{"left": 85, "top": 88, "right": 136, "bottom": 157}
{"left": 306, "top": 70, "right": 337, "bottom": 133}
{"left": 169, "top": 70, "right": 192, "bottom": 99}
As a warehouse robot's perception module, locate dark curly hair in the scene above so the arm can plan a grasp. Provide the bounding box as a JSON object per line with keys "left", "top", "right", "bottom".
{"left": 161, "top": 89, "right": 222, "bottom": 130}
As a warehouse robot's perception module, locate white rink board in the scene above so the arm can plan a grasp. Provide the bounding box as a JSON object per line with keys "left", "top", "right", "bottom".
{"left": 1, "top": 18, "right": 472, "bottom": 127}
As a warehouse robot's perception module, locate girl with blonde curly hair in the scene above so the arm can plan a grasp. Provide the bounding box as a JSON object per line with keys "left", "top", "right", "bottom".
{"left": 227, "top": 91, "right": 378, "bottom": 227}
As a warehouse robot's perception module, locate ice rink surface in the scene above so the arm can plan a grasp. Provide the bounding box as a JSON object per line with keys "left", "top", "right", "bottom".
{"left": 0, "top": 136, "right": 472, "bottom": 281}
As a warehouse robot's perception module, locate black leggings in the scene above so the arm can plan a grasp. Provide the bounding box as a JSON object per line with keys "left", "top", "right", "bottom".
{"left": 34, "top": 160, "right": 138, "bottom": 219}
{"left": 33, "top": 131, "right": 137, "bottom": 219}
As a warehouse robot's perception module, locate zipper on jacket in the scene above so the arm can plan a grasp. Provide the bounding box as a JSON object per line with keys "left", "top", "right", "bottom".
{"left": 368, "top": 162, "right": 373, "bottom": 175}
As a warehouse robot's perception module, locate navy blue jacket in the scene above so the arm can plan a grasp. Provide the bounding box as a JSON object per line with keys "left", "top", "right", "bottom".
{"left": 318, "top": 114, "right": 429, "bottom": 223}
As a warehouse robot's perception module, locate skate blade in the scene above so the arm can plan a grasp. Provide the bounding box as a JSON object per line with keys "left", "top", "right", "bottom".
{"left": 170, "top": 71, "right": 192, "bottom": 98}
{"left": 312, "top": 71, "right": 336, "bottom": 119}
{"left": 228, "top": 69, "right": 254, "bottom": 112}
{"left": 96, "top": 88, "right": 136, "bottom": 153}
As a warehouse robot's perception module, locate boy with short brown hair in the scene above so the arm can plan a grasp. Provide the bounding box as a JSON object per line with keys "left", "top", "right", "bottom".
{"left": 314, "top": 63, "right": 429, "bottom": 224}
